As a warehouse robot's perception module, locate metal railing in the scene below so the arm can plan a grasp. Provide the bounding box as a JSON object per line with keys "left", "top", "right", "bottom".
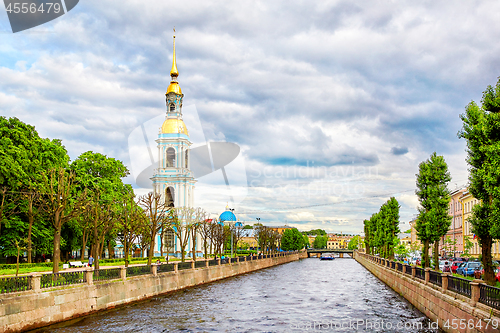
{"left": 396, "top": 263, "right": 403, "bottom": 272}
{"left": 195, "top": 261, "right": 206, "bottom": 268}
{"left": 41, "top": 271, "right": 86, "bottom": 288}
{"left": 93, "top": 268, "right": 121, "bottom": 282}
{"left": 0, "top": 275, "right": 30, "bottom": 293}
{"left": 447, "top": 276, "right": 471, "bottom": 297}
{"left": 479, "top": 284, "right": 500, "bottom": 310}
{"left": 428, "top": 271, "right": 442, "bottom": 287}
{"left": 177, "top": 262, "right": 192, "bottom": 271}
{"left": 405, "top": 265, "right": 412, "bottom": 275}
{"left": 126, "top": 265, "right": 151, "bottom": 277}
{"left": 414, "top": 267, "right": 425, "bottom": 280}
{"left": 157, "top": 263, "right": 174, "bottom": 273}
{"left": 0, "top": 251, "right": 299, "bottom": 294}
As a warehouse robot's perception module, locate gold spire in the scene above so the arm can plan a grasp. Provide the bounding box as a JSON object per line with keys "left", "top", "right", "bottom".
{"left": 170, "top": 28, "right": 179, "bottom": 77}
{"left": 166, "top": 28, "right": 182, "bottom": 95}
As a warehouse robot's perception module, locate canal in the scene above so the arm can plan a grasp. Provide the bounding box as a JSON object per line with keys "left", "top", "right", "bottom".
{"left": 33, "top": 257, "right": 442, "bottom": 332}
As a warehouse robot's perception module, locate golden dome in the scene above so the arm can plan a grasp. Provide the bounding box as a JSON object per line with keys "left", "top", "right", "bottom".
{"left": 166, "top": 82, "right": 182, "bottom": 95}
{"left": 161, "top": 118, "right": 189, "bottom": 135}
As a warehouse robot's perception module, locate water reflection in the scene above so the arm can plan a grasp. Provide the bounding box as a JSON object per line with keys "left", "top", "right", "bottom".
{"left": 32, "top": 258, "right": 442, "bottom": 332}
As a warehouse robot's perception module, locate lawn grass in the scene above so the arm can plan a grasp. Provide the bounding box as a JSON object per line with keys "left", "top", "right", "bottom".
{"left": 0, "top": 266, "right": 54, "bottom": 276}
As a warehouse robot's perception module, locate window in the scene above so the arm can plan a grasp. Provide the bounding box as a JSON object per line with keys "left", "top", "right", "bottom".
{"left": 164, "top": 229, "right": 175, "bottom": 252}
{"left": 169, "top": 104, "right": 175, "bottom": 112}
{"left": 166, "top": 148, "right": 176, "bottom": 167}
{"left": 165, "top": 187, "right": 175, "bottom": 207}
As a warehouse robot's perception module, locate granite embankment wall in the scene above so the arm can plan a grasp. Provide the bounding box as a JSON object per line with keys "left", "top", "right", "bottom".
{"left": 1, "top": 252, "right": 305, "bottom": 332}
{"left": 355, "top": 251, "right": 500, "bottom": 333}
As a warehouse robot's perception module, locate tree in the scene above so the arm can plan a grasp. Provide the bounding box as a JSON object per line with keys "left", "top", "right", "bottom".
{"left": 303, "top": 235, "right": 310, "bottom": 249}
{"left": 370, "top": 198, "right": 400, "bottom": 259}
{"left": 71, "top": 151, "right": 129, "bottom": 265}
{"left": 462, "top": 235, "right": 474, "bottom": 259}
{"left": 190, "top": 208, "right": 207, "bottom": 261}
{"left": 302, "top": 229, "right": 326, "bottom": 236}
{"left": 458, "top": 78, "right": 500, "bottom": 284}
{"left": 394, "top": 239, "right": 409, "bottom": 259}
{"left": 138, "top": 192, "right": 170, "bottom": 265}
{"left": 40, "top": 167, "right": 85, "bottom": 273}
{"left": 312, "top": 235, "right": 328, "bottom": 249}
{"left": 348, "top": 235, "right": 359, "bottom": 250}
{"left": 0, "top": 117, "right": 68, "bottom": 263}
{"left": 281, "top": 228, "right": 304, "bottom": 251}
{"left": 363, "top": 218, "right": 374, "bottom": 254}
{"left": 443, "top": 236, "right": 457, "bottom": 257}
{"left": 415, "top": 152, "right": 451, "bottom": 269}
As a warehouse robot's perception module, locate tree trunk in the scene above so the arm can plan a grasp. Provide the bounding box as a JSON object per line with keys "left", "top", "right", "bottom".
{"left": 433, "top": 241, "right": 439, "bottom": 270}
{"left": 53, "top": 228, "right": 61, "bottom": 273}
{"left": 27, "top": 213, "right": 33, "bottom": 264}
{"left": 204, "top": 238, "right": 208, "bottom": 260}
{"left": 124, "top": 238, "right": 129, "bottom": 267}
{"left": 80, "top": 230, "right": 87, "bottom": 261}
{"left": 422, "top": 239, "right": 430, "bottom": 268}
{"left": 160, "top": 229, "right": 164, "bottom": 257}
{"left": 16, "top": 246, "right": 20, "bottom": 277}
{"left": 481, "top": 235, "right": 495, "bottom": 285}
{"left": 148, "top": 237, "right": 155, "bottom": 265}
{"left": 191, "top": 229, "right": 196, "bottom": 262}
{"left": 107, "top": 241, "right": 114, "bottom": 259}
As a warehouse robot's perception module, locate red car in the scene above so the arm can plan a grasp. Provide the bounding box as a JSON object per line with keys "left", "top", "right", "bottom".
{"left": 451, "top": 261, "right": 463, "bottom": 274}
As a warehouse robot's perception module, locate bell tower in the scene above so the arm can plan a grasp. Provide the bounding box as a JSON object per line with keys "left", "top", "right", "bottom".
{"left": 151, "top": 32, "right": 196, "bottom": 209}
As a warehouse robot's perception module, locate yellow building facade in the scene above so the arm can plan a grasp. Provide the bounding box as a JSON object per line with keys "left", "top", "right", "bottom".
{"left": 461, "top": 190, "right": 500, "bottom": 259}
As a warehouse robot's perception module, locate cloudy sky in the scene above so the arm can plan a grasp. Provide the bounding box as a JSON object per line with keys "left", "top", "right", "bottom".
{"left": 1, "top": 0, "right": 500, "bottom": 234}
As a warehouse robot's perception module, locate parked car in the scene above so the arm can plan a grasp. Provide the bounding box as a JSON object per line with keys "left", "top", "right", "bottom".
{"left": 451, "top": 261, "right": 462, "bottom": 274}
{"left": 456, "top": 262, "right": 468, "bottom": 276}
{"left": 479, "top": 261, "right": 499, "bottom": 278}
{"left": 460, "top": 261, "right": 482, "bottom": 277}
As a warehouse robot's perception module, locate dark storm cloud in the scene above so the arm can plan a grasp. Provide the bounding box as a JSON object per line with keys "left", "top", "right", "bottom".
{"left": 391, "top": 147, "right": 408, "bottom": 156}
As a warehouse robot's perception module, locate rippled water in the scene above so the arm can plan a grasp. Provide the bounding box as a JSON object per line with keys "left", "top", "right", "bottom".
{"left": 33, "top": 258, "right": 442, "bottom": 332}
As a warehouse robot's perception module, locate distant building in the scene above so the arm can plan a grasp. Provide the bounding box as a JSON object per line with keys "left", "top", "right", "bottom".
{"left": 238, "top": 229, "right": 258, "bottom": 249}
{"left": 268, "top": 225, "right": 294, "bottom": 235}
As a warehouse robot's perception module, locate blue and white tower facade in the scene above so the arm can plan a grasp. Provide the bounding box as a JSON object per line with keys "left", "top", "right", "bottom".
{"left": 151, "top": 33, "right": 196, "bottom": 209}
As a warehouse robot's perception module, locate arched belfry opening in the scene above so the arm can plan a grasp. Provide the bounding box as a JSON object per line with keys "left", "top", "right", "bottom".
{"left": 185, "top": 149, "right": 189, "bottom": 168}
{"left": 165, "top": 186, "right": 175, "bottom": 207}
{"left": 169, "top": 103, "right": 175, "bottom": 112}
{"left": 166, "top": 147, "right": 176, "bottom": 167}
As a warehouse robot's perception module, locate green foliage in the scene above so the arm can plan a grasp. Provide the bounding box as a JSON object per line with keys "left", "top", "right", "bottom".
{"left": 243, "top": 225, "right": 253, "bottom": 229}
{"left": 302, "top": 229, "right": 326, "bottom": 236}
{"left": 394, "top": 239, "right": 409, "bottom": 259}
{"left": 458, "top": 77, "right": 500, "bottom": 284}
{"left": 414, "top": 152, "right": 451, "bottom": 268}
{"left": 312, "top": 235, "right": 328, "bottom": 249}
{"left": 366, "top": 197, "right": 400, "bottom": 259}
{"left": 348, "top": 235, "right": 359, "bottom": 250}
{"left": 281, "top": 228, "right": 304, "bottom": 251}
{"left": 462, "top": 236, "right": 474, "bottom": 258}
{"left": 302, "top": 235, "right": 310, "bottom": 248}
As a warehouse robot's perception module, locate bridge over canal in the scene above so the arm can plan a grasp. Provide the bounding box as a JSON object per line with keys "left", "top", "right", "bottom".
{"left": 306, "top": 249, "right": 354, "bottom": 258}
